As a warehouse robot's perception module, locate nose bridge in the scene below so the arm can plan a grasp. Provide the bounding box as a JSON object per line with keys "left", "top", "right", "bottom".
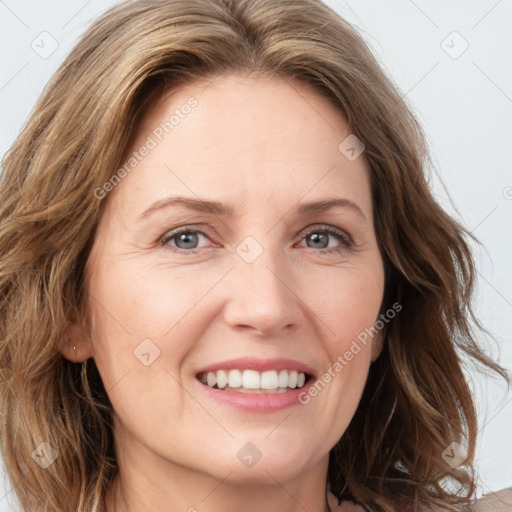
{"left": 224, "top": 233, "right": 300, "bottom": 334}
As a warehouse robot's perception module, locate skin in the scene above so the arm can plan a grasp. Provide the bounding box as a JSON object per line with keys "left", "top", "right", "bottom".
{"left": 62, "top": 73, "right": 384, "bottom": 512}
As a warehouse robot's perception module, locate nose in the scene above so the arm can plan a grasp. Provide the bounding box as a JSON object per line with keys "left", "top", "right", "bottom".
{"left": 222, "top": 242, "right": 302, "bottom": 336}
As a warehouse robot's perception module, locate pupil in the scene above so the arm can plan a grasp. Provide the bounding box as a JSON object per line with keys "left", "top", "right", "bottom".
{"left": 177, "top": 232, "right": 198, "bottom": 249}
{"left": 308, "top": 232, "right": 328, "bottom": 249}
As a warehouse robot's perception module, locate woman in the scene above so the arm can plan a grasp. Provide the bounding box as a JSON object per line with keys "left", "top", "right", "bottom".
{"left": 0, "top": 0, "right": 509, "bottom": 511}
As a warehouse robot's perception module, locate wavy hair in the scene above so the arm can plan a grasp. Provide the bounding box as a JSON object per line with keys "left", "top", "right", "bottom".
{"left": 0, "top": 0, "right": 508, "bottom": 511}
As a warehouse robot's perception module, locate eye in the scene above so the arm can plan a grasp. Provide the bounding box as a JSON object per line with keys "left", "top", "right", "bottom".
{"left": 159, "top": 224, "right": 354, "bottom": 256}
{"left": 159, "top": 227, "right": 213, "bottom": 254}
{"left": 296, "top": 225, "right": 354, "bottom": 255}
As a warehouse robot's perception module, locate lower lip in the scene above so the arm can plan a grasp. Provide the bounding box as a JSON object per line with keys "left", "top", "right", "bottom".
{"left": 196, "top": 377, "right": 314, "bottom": 412}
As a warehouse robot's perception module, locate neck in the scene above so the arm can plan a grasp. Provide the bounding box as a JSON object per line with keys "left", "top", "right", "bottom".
{"left": 105, "top": 425, "right": 331, "bottom": 512}
{"left": 107, "top": 471, "right": 331, "bottom": 512}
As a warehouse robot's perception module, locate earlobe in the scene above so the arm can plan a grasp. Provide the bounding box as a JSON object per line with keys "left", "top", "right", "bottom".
{"left": 59, "top": 322, "right": 94, "bottom": 362}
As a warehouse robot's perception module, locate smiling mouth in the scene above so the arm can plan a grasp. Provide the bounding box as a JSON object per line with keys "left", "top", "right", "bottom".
{"left": 196, "top": 368, "right": 313, "bottom": 394}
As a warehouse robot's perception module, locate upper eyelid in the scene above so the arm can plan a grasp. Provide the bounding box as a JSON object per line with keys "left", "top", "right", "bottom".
{"left": 159, "top": 225, "right": 215, "bottom": 243}
{"left": 296, "top": 223, "right": 350, "bottom": 238}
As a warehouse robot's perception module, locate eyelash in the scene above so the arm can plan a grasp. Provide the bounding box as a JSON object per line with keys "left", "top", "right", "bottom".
{"left": 159, "top": 224, "right": 355, "bottom": 257}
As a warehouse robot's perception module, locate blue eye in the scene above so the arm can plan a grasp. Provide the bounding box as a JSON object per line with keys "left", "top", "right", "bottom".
{"left": 159, "top": 225, "right": 354, "bottom": 256}
{"left": 297, "top": 225, "right": 354, "bottom": 254}
{"left": 160, "top": 228, "right": 209, "bottom": 253}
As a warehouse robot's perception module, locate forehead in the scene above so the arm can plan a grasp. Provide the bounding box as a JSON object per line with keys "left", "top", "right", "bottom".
{"left": 106, "top": 73, "right": 372, "bottom": 218}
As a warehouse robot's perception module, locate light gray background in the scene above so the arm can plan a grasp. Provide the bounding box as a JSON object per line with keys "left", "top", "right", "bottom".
{"left": 1, "top": 1, "right": 511, "bottom": 510}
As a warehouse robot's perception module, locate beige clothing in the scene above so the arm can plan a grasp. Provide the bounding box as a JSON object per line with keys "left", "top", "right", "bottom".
{"left": 473, "top": 488, "right": 512, "bottom": 511}
{"left": 327, "top": 487, "right": 512, "bottom": 511}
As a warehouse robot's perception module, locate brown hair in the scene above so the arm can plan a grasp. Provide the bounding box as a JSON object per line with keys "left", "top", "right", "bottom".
{"left": 0, "top": 0, "right": 508, "bottom": 511}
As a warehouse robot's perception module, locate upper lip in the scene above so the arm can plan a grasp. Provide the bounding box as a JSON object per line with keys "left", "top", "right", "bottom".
{"left": 196, "top": 357, "right": 316, "bottom": 377}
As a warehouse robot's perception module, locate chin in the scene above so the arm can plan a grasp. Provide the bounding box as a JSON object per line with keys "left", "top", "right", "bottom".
{"left": 199, "top": 437, "right": 318, "bottom": 482}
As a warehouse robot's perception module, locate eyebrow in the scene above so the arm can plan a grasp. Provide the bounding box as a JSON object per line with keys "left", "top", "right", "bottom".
{"left": 139, "top": 196, "right": 367, "bottom": 222}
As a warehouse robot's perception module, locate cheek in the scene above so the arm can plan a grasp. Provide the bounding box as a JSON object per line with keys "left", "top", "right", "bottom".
{"left": 310, "top": 264, "right": 384, "bottom": 349}
{"left": 302, "top": 264, "right": 384, "bottom": 411}
{"left": 85, "top": 264, "right": 199, "bottom": 435}
{"left": 89, "top": 258, "right": 192, "bottom": 338}
{"left": 86, "top": 258, "right": 215, "bottom": 388}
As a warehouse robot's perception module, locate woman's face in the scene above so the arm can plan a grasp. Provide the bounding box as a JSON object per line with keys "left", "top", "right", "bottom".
{"left": 78, "top": 74, "right": 385, "bottom": 484}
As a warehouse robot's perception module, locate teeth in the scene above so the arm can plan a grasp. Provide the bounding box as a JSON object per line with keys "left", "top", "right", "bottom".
{"left": 200, "top": 369, "right": 308, "bottom": 392}
{"left": 242, "top": 369, "right": 260, "bottom": 389}
{"left": 261, "top": 370, "right": 279, "bottom": 389}
{"left": 278, "top": 369, "right": 288, "bottom": 388}
{"left": 207, "top": 372, "right": 217, "bottom": 387}
{"left": 216, "top": 369, "right": 228, "bottom": 389}
{"left": 228, "top": 369, "right": 242, "bottom": 389}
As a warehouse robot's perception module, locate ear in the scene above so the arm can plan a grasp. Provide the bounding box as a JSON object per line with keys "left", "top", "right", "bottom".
{"left": 58, "top": 321, "right": 94, "bottom": 363}
{"left": 370, "top": 331, "right": 384, "bottom": 363}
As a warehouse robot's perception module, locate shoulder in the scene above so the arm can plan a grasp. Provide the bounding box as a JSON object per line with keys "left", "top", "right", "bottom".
{"left": 327, "top": 488, "right": 512, "bottom": 511}
{"left": 420, "top": 487, "right": 512, "bottom": 512}
{"left": 470, "top": 487, "right": 512, "bottom": 511}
